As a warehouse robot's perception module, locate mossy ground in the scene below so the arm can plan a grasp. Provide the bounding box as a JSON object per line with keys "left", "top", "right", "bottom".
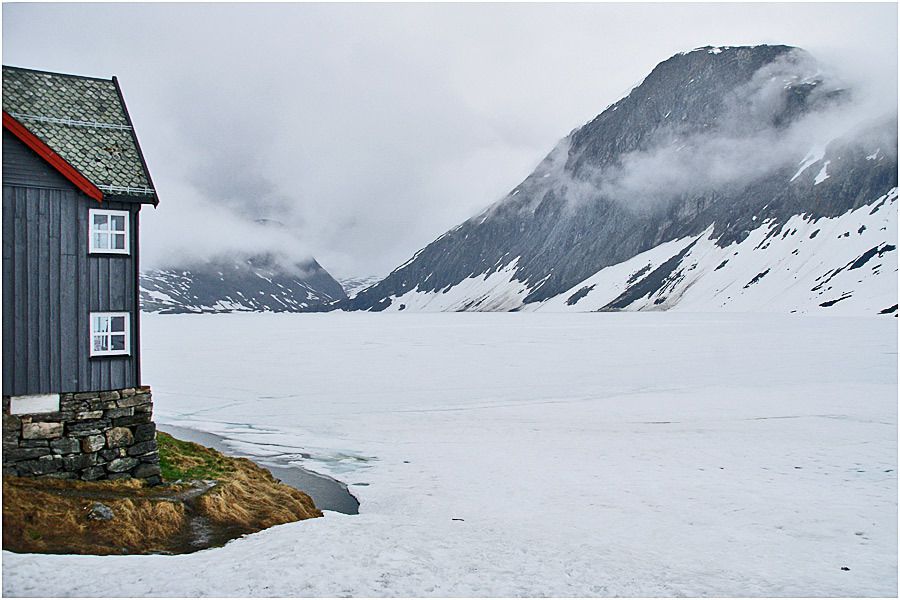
{"left": 157, "top": 431, "right": 232, "bottom": 481}
{"left": 2, "top": 432, "right": 322, "bottom": 555}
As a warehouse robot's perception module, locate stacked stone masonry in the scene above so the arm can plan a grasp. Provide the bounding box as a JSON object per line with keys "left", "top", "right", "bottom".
{"left": 2, "top": 387, "right": 161, "bottom": 484}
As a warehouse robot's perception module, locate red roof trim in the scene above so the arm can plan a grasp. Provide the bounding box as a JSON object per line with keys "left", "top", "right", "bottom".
{"left": 2, "top": 111, "right": 104, "bottom": 203}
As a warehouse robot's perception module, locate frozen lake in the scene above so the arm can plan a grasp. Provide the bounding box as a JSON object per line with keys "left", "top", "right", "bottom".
{"left": 4, "top": 312, "right": 897, "bottom": 597}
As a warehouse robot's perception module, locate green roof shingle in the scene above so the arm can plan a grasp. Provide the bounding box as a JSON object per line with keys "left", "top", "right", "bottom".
{"left": 3, "top": 66, "right": 157, "bottom": 203}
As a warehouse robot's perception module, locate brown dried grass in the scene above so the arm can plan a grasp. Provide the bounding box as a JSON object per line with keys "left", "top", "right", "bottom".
{"left": 197, "top": 457, "right": 321, "bottom": 530}
{"left": 2, "top": 477, "right": 187, "bottom": 555}
{"left": 3, "top": 433, "right": 322, "bottom": 555}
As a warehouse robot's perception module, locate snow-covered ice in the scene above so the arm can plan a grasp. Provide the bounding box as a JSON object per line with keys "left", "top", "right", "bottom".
{"left": 3, "top": 312, "right": 897, "bottom": 597}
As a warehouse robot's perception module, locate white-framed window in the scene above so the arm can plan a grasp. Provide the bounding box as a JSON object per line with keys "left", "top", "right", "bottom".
{"left": 89, "top": 209, "right": 129, "bottom": 254}
{"left": 90, "top": 312, "right": 131, "bottom": 357}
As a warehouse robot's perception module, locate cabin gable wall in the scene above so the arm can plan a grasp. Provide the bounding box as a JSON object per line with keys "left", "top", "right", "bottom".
{"left": 2, "top": 130, "right": 140, "bottom": 395}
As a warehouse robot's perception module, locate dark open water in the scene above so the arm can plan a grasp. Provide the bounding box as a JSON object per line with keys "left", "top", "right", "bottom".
{"left": 159, "top": 424, "right": 360, "bottom": 515}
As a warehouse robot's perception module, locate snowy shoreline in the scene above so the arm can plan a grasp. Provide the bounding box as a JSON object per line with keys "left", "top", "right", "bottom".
{"left": 157, "top": 423, "right": 359, "bottom": 515}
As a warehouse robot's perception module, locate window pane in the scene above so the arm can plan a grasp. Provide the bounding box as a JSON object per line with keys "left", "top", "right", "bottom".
{"left": 110, "top": 316, "right": 126, "bottom": 332}
{"left": 113, "top": 233, "right": 126, "bottom": 250}
{"left": 93, "top": 214, "right": 109, "bottom": 230}
{"left": 110, "top": 335, "right": 126, "bottom": 351}
{"left": 93, "top": 335, "right": 108, "bottom": 352}
{"left": 93, "top": 233, "right": 109, "bottom": 250}
{"left": 93, "top": 315, "right": 108, "bottom": 333}
{"left": 111, "top": 215, "right": 125, "bottom": 231}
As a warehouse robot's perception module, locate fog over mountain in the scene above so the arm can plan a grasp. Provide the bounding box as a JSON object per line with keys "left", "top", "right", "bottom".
{"left": 139, "top": 220, "right": 345, "bottom": 314}
{"left": 3, "top": 3, "right": 896, "bottom": 281}
{"left": 346, "top": 45, "right": 897, "bottom": 315}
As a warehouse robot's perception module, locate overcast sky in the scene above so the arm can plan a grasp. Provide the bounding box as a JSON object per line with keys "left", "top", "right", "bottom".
{"left": 3, "top": 2, "right": 896, "bottom": 279}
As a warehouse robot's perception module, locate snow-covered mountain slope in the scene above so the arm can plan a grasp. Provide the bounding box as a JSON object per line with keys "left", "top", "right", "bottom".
{"left": 378, "top": 258, "right": 532, "bottom": 312}
{"left": 536, "top": 188, "right": 897, "bottom": 314}
{"left": 140, "top": 254, "right": 346, "bottom": 314}
{"left": 345, "top": 45, "right": 898, "bottom": 314}
{"left": 338, "top": 275, "right": 382, "bottom": 299}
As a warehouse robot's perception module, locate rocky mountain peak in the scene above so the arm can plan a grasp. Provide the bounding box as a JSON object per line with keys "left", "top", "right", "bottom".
{"left": 346, "top": 44, "right": 896, "bottom": 313}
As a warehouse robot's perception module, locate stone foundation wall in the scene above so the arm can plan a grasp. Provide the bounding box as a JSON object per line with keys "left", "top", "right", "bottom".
{"left": 2, "top": 387, "right": 161, "bottom": 484}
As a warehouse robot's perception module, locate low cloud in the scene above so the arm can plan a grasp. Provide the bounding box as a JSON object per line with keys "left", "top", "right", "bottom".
{"left": 571, "top": 49, "right": 897, "bottom": 213}
{"left": 141, "top": 180, "right": 314, "bottom": 273}
{"left": 5, "top": 4, "right": 894, "bottom": 277}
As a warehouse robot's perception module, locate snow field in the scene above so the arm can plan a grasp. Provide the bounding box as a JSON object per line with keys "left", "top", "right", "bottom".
{"left": 3, "top": 312, "right": 897, "bottom": 596}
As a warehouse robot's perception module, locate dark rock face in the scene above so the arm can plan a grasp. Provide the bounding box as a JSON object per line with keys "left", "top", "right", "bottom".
{"left": 141, "top": 254, "right": 346, "bottom": 313}
{"left": 346, "top": 45, "right": 898, "bottom": 311}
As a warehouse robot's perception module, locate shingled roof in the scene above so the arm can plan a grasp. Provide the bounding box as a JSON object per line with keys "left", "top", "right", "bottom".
{"left": 2, "top": 65, "right": 158, "bottom": 205}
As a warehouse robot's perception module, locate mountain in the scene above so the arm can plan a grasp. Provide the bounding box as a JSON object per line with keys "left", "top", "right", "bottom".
{"left": 345, "top": 45, "right": 897, "bottom": 315}
{"left": 141, "top": 254, "right": 346, "bottom": 313}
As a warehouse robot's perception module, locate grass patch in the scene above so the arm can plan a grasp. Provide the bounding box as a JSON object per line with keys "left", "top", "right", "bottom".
{"left": 157, "top": 431, "right": 233, "bottom": 481}
{"left": 3, "top": 431, "right": 322, "bottom": 555}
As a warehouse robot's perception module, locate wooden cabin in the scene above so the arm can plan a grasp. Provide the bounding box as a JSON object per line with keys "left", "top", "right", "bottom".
{"left": 2, "top": 66, "right": 162, "bottom": 482}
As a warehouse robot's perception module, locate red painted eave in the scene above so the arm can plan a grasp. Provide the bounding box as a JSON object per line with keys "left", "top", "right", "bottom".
{"left": 2, "top": 111, "right": 104, "bottom": 203}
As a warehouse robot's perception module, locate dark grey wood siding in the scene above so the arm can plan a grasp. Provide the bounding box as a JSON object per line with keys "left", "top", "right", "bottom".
{"left": 2, "top": 131, "right": 141, "bottom": 395}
